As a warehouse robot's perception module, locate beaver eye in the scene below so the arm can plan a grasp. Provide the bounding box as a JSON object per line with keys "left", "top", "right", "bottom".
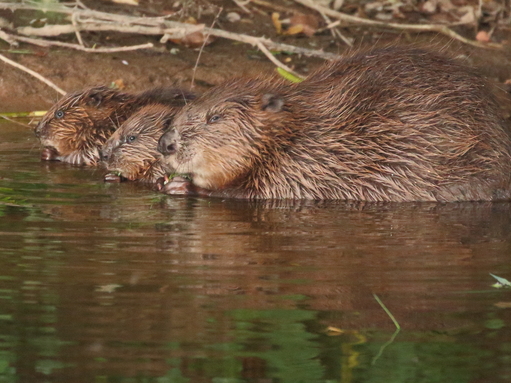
{"left": 54, "top": 110, "right": 65, "bottom": 119}
{"left": 207, "top": 114, "right": 221, "bottom": 124}
{"left": 126, "top": 135, "right": 137, "bottom": 143}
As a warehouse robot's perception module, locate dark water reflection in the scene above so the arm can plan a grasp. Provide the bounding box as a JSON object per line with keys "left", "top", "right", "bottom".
{"left": 1, "top": 121, "right": 511, "bottom": 382}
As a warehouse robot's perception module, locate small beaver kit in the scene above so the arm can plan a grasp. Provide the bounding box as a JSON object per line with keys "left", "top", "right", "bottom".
{"left": 101, "top": 104, "right": 178, "bottom": 183}
{"left": 158, "top": 47, "right": 511, "bottom": 202}
{"left": 35, "top": 86, "right": 195, "bottom": 166}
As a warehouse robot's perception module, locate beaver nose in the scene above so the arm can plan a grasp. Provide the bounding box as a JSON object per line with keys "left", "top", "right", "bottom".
{"left": 158, "top": 129, "right": 177, "bottom": 155}
{"left": 100, "top": 149, "right": 109, "bottom": 162}
{"left": 34, "top": 123, "right": 42, "bottom": 138}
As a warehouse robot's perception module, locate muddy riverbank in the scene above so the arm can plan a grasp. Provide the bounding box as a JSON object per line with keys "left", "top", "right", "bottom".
{"left": 3, "top": 0, "right": 511, "bottom": 114}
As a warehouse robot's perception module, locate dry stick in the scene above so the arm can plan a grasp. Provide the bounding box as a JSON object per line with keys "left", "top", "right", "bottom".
{"left": 0, "top": 29, "right": 18, "bottom": 46}
{"left": 18, "top": 23, "right": 184, "bottom": 37}
{"left": 1, "top": 32, "right": 154, "bottom": 52}
{"left": 191, "top": 7, "right": 223, "bottom": 89}
{"left": 0, "top": 2, "right": 338, "bottom": 59}
{"left": 0, "top": 115, "right": 31, "bottom": 128}
{"left": 0, "top": 2, "right": 178, "bottom": 25}
{"left": 319, "top": 13, "right": 353, "bottom": 47}
{"left": 332, "top": 0, "right": 345, "bottom": 10}
{"left": 0, "top": 53, "right": 66, "bottom": 95}
{"left": 249, "top": 0, "right": 295, "bottom": 13}
{"left": 293, "top": 0, "right": 502, "bottom": 49}
{"left": 203, "top": 28, "right": 339, "bottom": 59}
{"left": 16, "top": 22, "right": 339, "bottom": 60}
{"left": 233, "top": 0, "right": 251, "bottom": 14}
{"left": 256, "top": 41, "right": 304, "bottom": 79}
{"left": 71, "top": 11, "right": 85, "bottom": 47}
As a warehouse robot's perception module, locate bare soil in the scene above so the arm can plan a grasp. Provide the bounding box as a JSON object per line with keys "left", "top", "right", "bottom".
{"left": 2, "top": 0, "right": 511, "bottom": 114}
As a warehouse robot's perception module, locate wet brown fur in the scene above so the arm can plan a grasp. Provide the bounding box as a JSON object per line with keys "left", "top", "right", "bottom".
{"left": 102, "top": 104, "right": 177, "bottom": 183}
{"left": 35, "top": 86, "right": 195, "bottom": 166}
{"left": 159, "top": 46, "right": 511, "bottom": 202}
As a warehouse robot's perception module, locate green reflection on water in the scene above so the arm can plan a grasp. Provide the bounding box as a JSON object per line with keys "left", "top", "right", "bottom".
{"left": 156, "top": 368, "right": 189, "bottom": 383}
{"left": 229, "top": 308, "right": 322, "bottom": 383}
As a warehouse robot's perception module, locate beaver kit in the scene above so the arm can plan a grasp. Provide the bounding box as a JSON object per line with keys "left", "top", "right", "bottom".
{"left": 157, "top": 46, "right": 511, "bottom": 202}
{"left": 102, "top": 104, "right": 178, "bottom": 183}
{"left": 34, "top": 86, "right": 195, "bottom": 166}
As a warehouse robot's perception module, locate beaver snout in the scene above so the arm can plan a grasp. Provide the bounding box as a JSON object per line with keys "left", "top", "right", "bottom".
{"left": 99, "top": 148, "right": 110, "bottom": 162}
{"left": 41, "top": 147, "right": 59, "bottom": 161}
{"left": 34, "top": 122, "right": 44, "bottom": 138}
{"left": 158, "top": 129, "right": 177, "bottom": 155}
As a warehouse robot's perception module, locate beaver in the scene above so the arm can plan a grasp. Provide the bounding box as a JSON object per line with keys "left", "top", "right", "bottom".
{"left": 34, "top": 86, "right": 195, "bottom": 166}
{"left": 101, "top": 104, "right": 177, "bottom": 183}
{"left": 158, "top": 46, "right": 511, "bottom": 202}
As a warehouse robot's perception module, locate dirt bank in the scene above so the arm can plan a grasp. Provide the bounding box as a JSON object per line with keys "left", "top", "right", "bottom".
{"left": 2, "top": 0, "right": 511, "bottom": 114}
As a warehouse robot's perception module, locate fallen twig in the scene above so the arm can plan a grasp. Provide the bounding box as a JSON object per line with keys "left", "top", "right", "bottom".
{"left": 0, "top": 115, "right": 31, "bottom": 128}
{"left": 0, "top": 29, "right": 18, "bottom": 46}
{"left": 15, "top": 22, "right": 338, "bottom": 59}
{"left": 191, "top": 7, "right": 222, "bottom": 89}
{"left": 0, "top": 2, "right": 338, "bottom": 60}
{"left": 0, "top": 53, "right": 66, "bottom": 95}
{"left": 319, "top": 13, "right": 353, "bottom": 47}
{"left": 256, "top": 41, "right": 304, "bottom": 80}
{"left": 0, "top": 32, "right": 154, "bottom": 53}
{"left": 249, "top": 0, "right": 295, "bottom": 14}
{"left": 293, "top": 0, "right": 502, "bottom": 49}
{"left": 233, "top": 0, "right": 251, "bottom": 14}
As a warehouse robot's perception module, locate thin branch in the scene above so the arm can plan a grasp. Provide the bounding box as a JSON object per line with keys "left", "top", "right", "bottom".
{"left": 293, "top": 0, "right": 502, "bottom": 49}
{"left": 191, "top": 7, "right": 223, "bottom": 89}
{"left": 17, "top": 23, "right": 185, "bottom": 37}
{"left": 0, "top": 2, "right": 338, "bottom": 59}
{"left": 16, "top": 22, "right": 339, "bottom": 59}
{"left": 0, "top": 115, "right": 31, "bottom": 128}
{"left": 1, "top": 32, "right": 153, "bottom": 52}
{"left": 0, "top": 2, "right": 184, "bottom": 25}
{"left": 249, "top": 0, "right": 295, "bottom": 13}
{"left": 0, "top": 53, "right": 66, "bottom": 95}
{"left": 0, "top": 29, "right": 18, "bottom": 46}
{"left": 319, "top": 13, "right": 353, "bottom": 47}
{"left": 256, "top": 41, "right": 304, "bottom": 80}
{"left": 204, "top": 29, "right": 339, "bottom": 59}
{"left": 233, "top": 0, "right": 251, "bottom": 14}
{"left": 71, "top": 11, "right": 85, "bottom": 47}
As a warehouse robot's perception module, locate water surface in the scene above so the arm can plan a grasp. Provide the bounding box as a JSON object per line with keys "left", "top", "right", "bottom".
{"left": 1, "top": 121, "right": 510, "bottom": 383}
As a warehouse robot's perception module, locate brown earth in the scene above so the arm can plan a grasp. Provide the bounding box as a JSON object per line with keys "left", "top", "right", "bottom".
{"left": 2, "top": 0, "right": 511, "bottom": 114}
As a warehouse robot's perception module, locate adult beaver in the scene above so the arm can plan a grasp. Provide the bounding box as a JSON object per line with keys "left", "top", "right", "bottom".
{"left": 35, "top": 86, "right": 195, "bottom": 166}
{"left": 158, "top": 46, "right": 511, "bottom": 202}
{"left": 101, "top": 104, "right": 177, "bottom": 183}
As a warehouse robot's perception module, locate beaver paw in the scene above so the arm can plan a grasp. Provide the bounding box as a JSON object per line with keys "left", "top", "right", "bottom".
{"left": 41, "top": 147, "right": 60, "bottom": 161}
{"left": 161, "top": 176, "right": 194, "bottom": 195}
{"left": 155, "top": 177, "right": 166, "bottom": 191}
{"left": 104, "top": 173, "right": 123, "bottom": 183}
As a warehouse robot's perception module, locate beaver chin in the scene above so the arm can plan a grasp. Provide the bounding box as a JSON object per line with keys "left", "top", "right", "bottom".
{"left": 189, "top": 165, "right": 234, "bottom": 190}
{"left": 62, "top": 148, "right": 99, "bottom": 166}
{"left": 41, "top": 146, "right": 60, "bottom": 161}
{"left": 171, "top": 152, "right": 216, "bottom": 189}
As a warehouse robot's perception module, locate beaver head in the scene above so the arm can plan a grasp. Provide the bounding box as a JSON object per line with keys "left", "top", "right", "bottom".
{"left": 34, "top": 86, "right": 137, "bottom": 166}
{"left": 158, "top": 78, "right": 289, "bottom": 191}
{"left": 102, "top": 104, "right": 176, "bottom": 183}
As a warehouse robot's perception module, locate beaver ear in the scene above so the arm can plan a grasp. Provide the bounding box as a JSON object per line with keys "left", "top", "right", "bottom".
{"left": 260, "top": 93, "right": 284, "bottom": 113}
{"left": 161, "top": 116, "right": 174, "bottom": 131}
{"left": 86, "top": 91, "right": 104, "bottom": 107}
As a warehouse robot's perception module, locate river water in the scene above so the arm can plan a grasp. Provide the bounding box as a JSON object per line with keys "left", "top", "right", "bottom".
{"left": 0, "top": 120, "right": 510, "bottom": 382}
